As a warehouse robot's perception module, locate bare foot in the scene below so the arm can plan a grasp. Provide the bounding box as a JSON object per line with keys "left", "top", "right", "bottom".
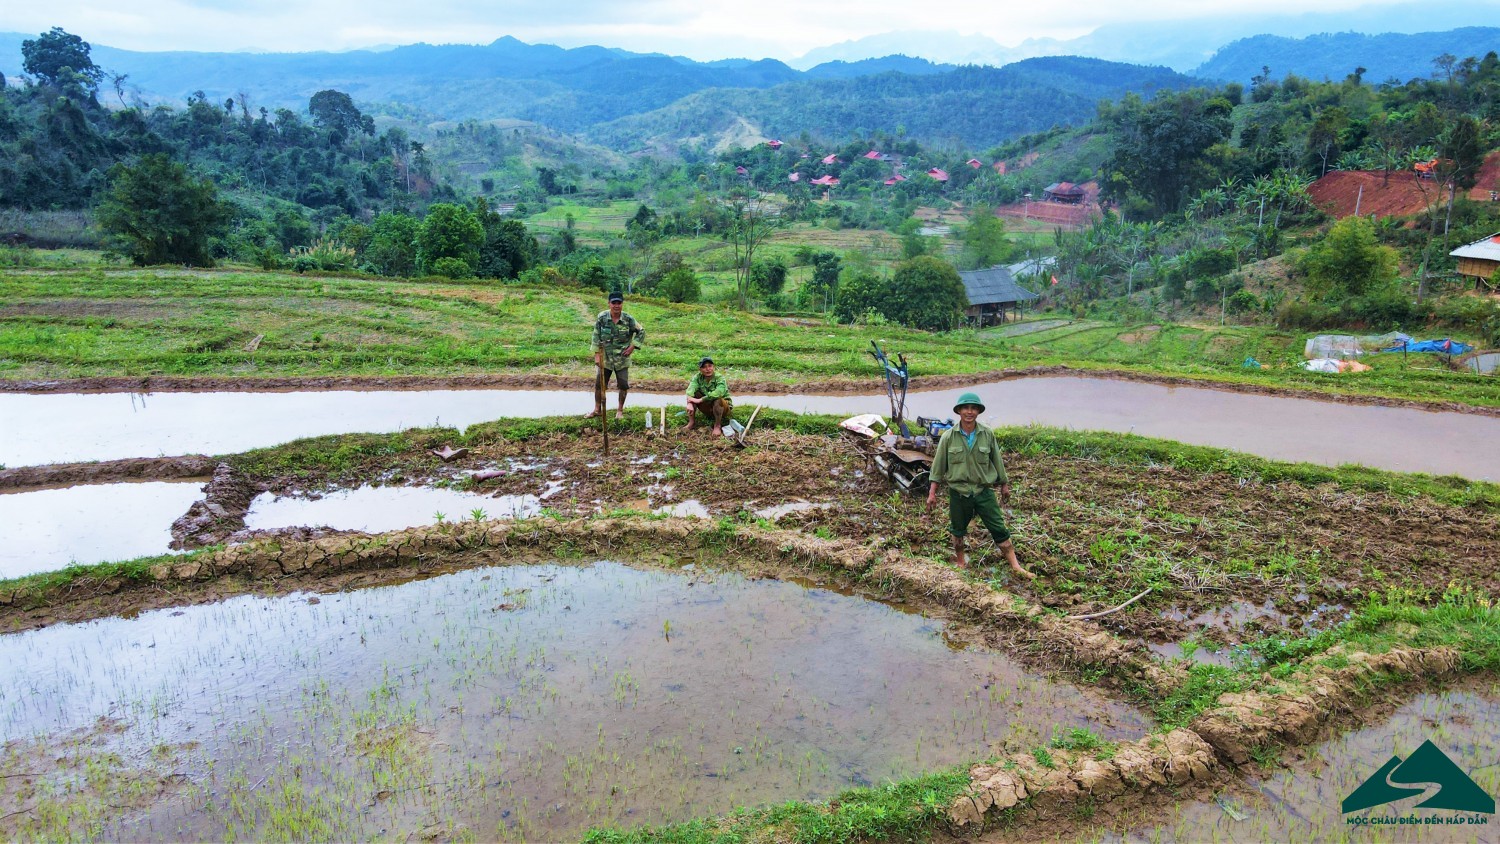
{"left": 953, "top": 555, "right": 968, "bottom": 570}
{"left": 686, "top": 421, "right": 697, "bottom": 431}
{"left": 615, "top": 411, "right": 625, "bottom": 421}
{"left": 711, "top": 426, "right": 722, "bottom": 437}
{"left": 1011, "top": 563, "right": 1036, "bottom": 580}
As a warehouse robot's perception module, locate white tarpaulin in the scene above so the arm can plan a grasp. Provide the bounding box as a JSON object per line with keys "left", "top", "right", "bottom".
{"left": 1303, "top": 332, "right": 1412, "bottom": 359}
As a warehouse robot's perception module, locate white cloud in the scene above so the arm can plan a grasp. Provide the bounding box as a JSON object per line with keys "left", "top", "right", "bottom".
{"left": 0, "top": 0, "right": 1492, "bottom": 59}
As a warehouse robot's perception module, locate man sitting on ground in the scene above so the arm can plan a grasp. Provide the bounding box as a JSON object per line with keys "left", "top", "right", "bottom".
{"left": 685, "top": 357, "right": 732, "bottom": 436}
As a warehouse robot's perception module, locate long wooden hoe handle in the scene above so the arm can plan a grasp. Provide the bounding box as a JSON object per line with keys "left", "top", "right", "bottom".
{"left": 596, "top": 362, "right": 609, "bottom": 457}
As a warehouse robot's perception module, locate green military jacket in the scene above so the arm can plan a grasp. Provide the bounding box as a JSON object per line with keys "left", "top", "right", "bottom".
{"left": 591, "top": 311, "right": 645, "bottom": 371}
{"left": 686, "top": 372, "right": 730, "bottom": 400}
{"left": 929, "top": 422, "right": 1009, "bottom": 497}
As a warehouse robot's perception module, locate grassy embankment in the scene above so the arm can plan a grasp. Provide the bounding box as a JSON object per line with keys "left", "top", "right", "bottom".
{"left": 1, "top": 267, "right": 1494, "bottom": 408}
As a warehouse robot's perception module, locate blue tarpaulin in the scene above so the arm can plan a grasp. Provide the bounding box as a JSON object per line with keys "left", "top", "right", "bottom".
{"left": 1380, "top": 338, "right": 1474, "bottom": 356}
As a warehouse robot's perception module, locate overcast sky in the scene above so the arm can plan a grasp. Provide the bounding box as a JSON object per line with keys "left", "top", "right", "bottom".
{"left": 0, "top": 0, "right": 1484, "bottom": 61}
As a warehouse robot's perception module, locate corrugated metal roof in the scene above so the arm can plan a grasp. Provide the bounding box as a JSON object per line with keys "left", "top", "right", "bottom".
{"left": 1451, "top": 233, "right": 1500, "bottom": 261}
{"left": 958, "top": 266, "right": 1040, "bottom": 306}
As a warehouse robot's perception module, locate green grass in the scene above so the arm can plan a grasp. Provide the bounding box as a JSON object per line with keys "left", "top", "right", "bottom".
{"left": 3, "top": 265, "right": 1492, "bottom": 409}
{"left": 1147, "top": 583, "right": 1500, "bottom": 728}
{"left": 984, "top": 318, "right": 1494, "bottom": 408}
{"left": 0, "top": 555, "right": 182, "bottom": 608}
{"left": 581, "top": 766, "right": 972, "bottom": 844}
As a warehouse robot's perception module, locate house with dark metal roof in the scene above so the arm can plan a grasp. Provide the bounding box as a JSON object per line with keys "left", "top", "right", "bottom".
{"left": 1043, "top": 182, "right": 1086, "bottom": 204}
{"left": 957, "top": 265, "right": 1040, "bottom": 326}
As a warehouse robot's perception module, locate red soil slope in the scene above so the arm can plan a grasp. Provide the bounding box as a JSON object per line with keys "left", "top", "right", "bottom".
{"left": 1311, "top": 152, "right": 1500, "bottom": 219}
{"left": 1308, "top": 170, "right": 1440, "bottom": 220}
{"left": 1468, "top": 151, "right": 1500, "bottom": 202}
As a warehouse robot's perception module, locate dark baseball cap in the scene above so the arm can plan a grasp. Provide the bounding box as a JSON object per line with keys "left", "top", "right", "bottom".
{"left": 608, "top": 292, "right": 624, "bottom": 303}
{"left": 698, "top": 356, "right": 714, "bottom": 367}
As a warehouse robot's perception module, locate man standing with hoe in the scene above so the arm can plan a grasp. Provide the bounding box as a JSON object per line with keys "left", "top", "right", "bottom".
{"left": 926, "top": 393, "right": 1035, "bottom": 579}
{"left": 587, "top": 290, "right": 645, "bottom": 421}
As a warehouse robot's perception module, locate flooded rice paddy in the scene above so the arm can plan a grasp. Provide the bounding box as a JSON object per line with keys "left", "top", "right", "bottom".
{"left": 244, "top": 485, "right": 543, "bottom": 533}
{"left": 1089, "top": 681, "right": 1500, "bottom": 843}
{"left": 0, "top": 561, "right": 1149, "bottom": 842}
{"left": 0, "top": 481, "right": 202, "bottom": 578}
{"left": 4, "top": 376, "right": 1497, "bottom": 479}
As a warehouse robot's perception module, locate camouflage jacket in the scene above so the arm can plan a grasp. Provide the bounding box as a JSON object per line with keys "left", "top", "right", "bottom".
{"left": 591, "top": 311, "right": 645, "bottom": 370}
{"left": 686, "top": 372, "right": 730, "bottom": 400}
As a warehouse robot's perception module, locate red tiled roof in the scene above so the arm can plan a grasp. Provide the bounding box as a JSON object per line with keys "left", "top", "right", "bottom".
{"left": 927, "top": 168, "right": 949, "bottom": 182}
{"left": 788, "top": 172, "right": 801, "bottom": 182}
{"left": 822, "top": 154, "right": 840, "bottom": 165}
{"left": 966, "top": 158, "right": 982, "bottom": 168}
{"left": 864, "top": 150, "right": 881, "bottom": 159}
{"left": 766, "top": 139, "right": 783, "bottom": 149}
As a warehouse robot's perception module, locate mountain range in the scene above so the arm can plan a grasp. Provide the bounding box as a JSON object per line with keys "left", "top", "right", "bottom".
{"left": 2, "top": 14, "right": 1497, "bottom": 153}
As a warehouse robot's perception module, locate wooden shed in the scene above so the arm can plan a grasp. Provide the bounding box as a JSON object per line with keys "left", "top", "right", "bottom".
{"left": 957, "top": 266, "right": 1039, "bottom": 326}
{"left": 1451, "top": 233, "right": 1500, "bottom": 288}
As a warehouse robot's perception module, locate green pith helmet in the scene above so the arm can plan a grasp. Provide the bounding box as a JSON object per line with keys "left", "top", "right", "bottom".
{"left": 953, "top": 392, "right": 986, "bottom": 413}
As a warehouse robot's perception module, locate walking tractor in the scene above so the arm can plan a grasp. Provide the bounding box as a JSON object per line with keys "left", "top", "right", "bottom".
{"left": 841, "top": 341, "right": 953, "bottom": 494}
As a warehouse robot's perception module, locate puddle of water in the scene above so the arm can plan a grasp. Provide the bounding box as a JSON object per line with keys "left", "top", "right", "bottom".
{"left": 1145, "top": 642, "right": 1240, "bottom": 669}
{"left": 1094, "top": 682, "right": 1500, "bottom": 842}
{"left": 752, "top": 501, "right": 834, "bottom": 520}
{"left": 243, "top": 485, "right": 541, "bottom": 533}
{"left": 0, "top": 482, "right": 201, "bottom": 579}
{"left": 1163, "top": 600, "right": 1289, "bottom": 635}
{"left": 4, "top": 377, "right": 1497, "bottom": 479}
{"left": 654, "top": 499, "right": 710, "bottom": 518}
{"left": 0, "top": 562, "right": 1151, "bottom": 842}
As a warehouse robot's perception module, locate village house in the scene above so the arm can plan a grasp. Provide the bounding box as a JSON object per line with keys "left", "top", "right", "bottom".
{"left": 1043, "top": 182, "right": 1086, "bottom": 204}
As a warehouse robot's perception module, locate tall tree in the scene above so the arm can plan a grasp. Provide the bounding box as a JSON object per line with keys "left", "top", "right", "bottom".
{"left": 416, "top": 203, "right": 483, "bottom": 275}
{"left": 308, "top": 89, "right": 372, "bottom": 146}
{"left": 1103, "top": 90, "right": 1233, "bottom": 219}
{"left": 96, "top": 154, "right": 229, "bottom": 266}
{"left": 725, "top": 195, "right": 780, "bottom": 309}
{"left": 958, "top": 207, "right": 1013, "bottom": 270}
{"left": 22, "top": 28, "right": 103, "bottom": 89}
{"left": 884, "top": 256, "right": 968, "bottom": 330}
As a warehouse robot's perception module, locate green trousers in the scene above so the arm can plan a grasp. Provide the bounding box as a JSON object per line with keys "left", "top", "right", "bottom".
{"left": 947, "top": 487, "right": 1011, "bottom": 544}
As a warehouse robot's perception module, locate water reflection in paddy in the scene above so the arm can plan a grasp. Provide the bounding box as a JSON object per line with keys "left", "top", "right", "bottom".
{"left": 1092, "top": 682, "right": 1500, "bottom": 843}
{"left": 4, "top": 377, "right": 1496, "bottom": 479}
{"left": 0, "top": 481, "right": 201, "bottom": 578}
{"left": 244, "top": 485, "right": 542, "bottom": 533}
{"left": 0, "top": 562, "right": 1149, "bottom": 842}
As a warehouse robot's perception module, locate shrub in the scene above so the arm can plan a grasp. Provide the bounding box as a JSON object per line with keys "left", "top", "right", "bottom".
{"left": 1226, "top": 289, "right": 1259, "bottom": 315}
{"left": 431, "top": 256, "right": 475, "bottom": 279}
{"left": 658, "top": 267, "right": 701, "bottom": 303}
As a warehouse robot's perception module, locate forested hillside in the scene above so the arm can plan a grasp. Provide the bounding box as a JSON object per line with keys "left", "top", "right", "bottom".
{"left": 0, "top": 32, "right": 1199, "bottom": 149}
{"left": 590, "top": 58, "right": 1198, "bottom": 152}
{"left": 1196, "top": 27, "right": 1500, "bottom": 85}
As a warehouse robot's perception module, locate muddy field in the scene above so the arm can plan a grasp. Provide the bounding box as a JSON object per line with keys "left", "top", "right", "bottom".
{"left": 1, "top": 419, "right": 1497, "bottom": 842}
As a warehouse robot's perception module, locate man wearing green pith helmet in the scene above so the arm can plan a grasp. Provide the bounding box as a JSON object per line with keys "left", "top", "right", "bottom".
{"left": 926, "top": 392, "right": 1035, "bottom": 579}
